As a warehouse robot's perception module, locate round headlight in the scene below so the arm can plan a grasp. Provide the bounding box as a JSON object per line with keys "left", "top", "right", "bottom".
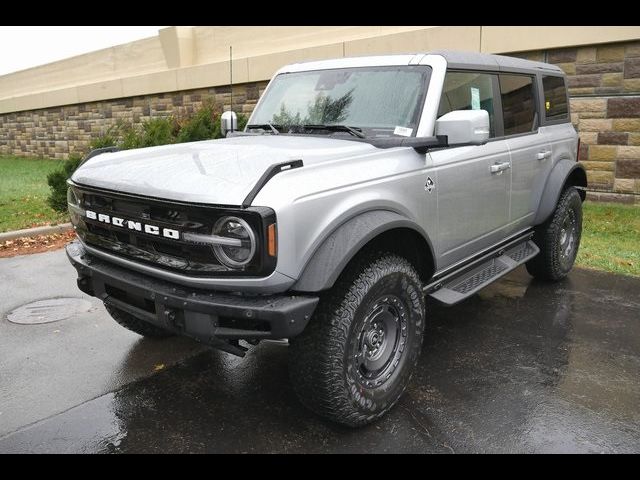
{"left": 67, "top": 186, "right": 79, "bottom": 206}
{"left": 67, "top": 187, "right": 82, "bottom": 226}
{"left": 212, "top": 216, "right": 256, "bottom": 268}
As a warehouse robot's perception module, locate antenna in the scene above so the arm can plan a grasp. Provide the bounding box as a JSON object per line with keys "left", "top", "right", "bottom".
{"left": 229, "top": 46, "right": 234, "bottom": 133}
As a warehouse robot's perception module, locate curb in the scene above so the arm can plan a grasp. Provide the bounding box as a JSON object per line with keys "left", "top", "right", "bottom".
{"left": 0, "top": 223, "right": 73, "bottom": 242}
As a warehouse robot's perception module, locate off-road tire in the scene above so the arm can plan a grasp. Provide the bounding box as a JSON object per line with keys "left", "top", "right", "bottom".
{"left": 104, "top": 303, "right": 174, "bottom": 338}
{"left": 288, "top": 252, "right": 425, "bottom": 427}
{"left": 526, "top": 186, "right": 583, "bottom": 281}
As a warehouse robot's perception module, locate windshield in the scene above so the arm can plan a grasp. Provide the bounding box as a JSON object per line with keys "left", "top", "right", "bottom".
{"left": 249, "top": 66, "right": 431, "bottom": 138}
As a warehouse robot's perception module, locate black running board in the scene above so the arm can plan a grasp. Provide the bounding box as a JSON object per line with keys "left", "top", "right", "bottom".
{"left": 426, "top": 239, "right": 539, "bottom": 306}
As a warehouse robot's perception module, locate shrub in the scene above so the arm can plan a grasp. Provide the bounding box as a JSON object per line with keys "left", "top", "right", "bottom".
{"left": 176, "top": 103, "right": 219, "bottom": 143}
{"left": 89, "top": 124, "right": 118, "bottom": 150}
{"left": 46, "top": 154, "right": 83, "bottom": 212}
{"left": 139, "top": 117, "right": 176, "bottom": 147}
{"left": 118, "top": 122, "right": 143, "bottom": 150}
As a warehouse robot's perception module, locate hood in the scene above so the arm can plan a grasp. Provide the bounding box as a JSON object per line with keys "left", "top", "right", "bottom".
{"left": 71, "top": 135, "right": 376, "bottom": 205}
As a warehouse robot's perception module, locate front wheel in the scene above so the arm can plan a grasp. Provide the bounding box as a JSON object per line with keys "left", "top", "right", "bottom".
{"left": 526, "top": 186, "right": 583, "bottom": 281}
{"left": 288, "top": 252, "right": 425, "bottom": 427}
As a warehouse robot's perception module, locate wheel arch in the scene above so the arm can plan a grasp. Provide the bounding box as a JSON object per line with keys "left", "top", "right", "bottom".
{"left": 533, "top": 160, "right": 587, "bottom": 226}
{"left": 292, "top": 210, "right": 436, "bottom": 293}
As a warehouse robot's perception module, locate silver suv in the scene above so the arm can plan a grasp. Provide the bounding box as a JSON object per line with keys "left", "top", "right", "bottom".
{"left": 66, "top": 51, "right": 586, "bottom": 426}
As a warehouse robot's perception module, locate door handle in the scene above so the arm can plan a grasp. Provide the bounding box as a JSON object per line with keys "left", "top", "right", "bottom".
{"left": 490, "top": 162, "right": 511, "bottom": 174}
{"left": 537, "top": 150, "right": 552, "bottom": 160}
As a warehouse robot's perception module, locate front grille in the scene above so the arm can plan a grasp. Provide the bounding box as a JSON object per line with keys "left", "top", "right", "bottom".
{"left": 70, "top": 184, "right": 275, "bottom": 277}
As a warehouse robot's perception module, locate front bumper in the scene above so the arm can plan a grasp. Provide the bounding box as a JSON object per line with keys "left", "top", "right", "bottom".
{"left": 66, "top": 241, "right": 318, "bottom": 354}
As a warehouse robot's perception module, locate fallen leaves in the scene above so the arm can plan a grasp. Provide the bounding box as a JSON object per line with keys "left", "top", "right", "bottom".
{"left": 0, "top": 230, "right": 76, "bottom": 258}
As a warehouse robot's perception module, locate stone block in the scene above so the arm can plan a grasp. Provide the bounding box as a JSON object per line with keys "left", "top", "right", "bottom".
{"left": 624, "top": 57, "right": 640, "bottom": 79}
{"left": 617, "top": 159, "right": 640, "bottom": 178}
{"left": 570, "top": 98, "right": 607, "bottom": 113}
{"left": 613, "top": 178, "right": 636, "bottom": 192}
{"left": 579, "top": 131, "right": 597, "bottom": 144}
{"left": 612, "top": 118, "right": 640, "bottom": 132}
{"left": 587, "top": 170, "right": 614, "bottom": 186}
{"left": 577, "top": 47, "right": 597, "bottom": 64}
{"left": 624, "top": 79, "right": 640, "bottom": 93}
{"left": 576, "top": 62, "right": 623, "bottom": 74}
{"left": 628, "top": 133, "right": 640, "bottom": 145}
{"left": 602, "top": 73, "right": 624, "bottom": 88}
{"left": 548, "top": 48, "right": 577, "bottom": 63}
{"left": 555, "top": 62, "right": 576, "bottom": 75}
{"left": 568, "top": 75, "right": 601, "bottom": 88}
{"left": 582, "top": 161, "right": 614, "bottom": 171}
{"left": 607, "top": 97, "right": 640, "bottom": 118}
{"left": 597, "top": 132, "right": 628, "bottom": 145}
{"left": 597, "top": 45, "right": 625, "bottom": 63}
{"left": 589, "top": 145, "right": 618, "bottom": 161}
{"left": 579, "top": 119, "right": 613, "bottom": 132}
{"left": 617, "top": 146, "right": 640, "bottom": 159}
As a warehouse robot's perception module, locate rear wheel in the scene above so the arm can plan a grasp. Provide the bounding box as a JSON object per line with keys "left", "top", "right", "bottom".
{"left": 288, "top": 252, "right": 425, "bottom": 427}
{"left": 105, "top": 303, "right": 174, "bottom": 338}
{"left": 526, "top": 186, "right": 583, "bottom": 281}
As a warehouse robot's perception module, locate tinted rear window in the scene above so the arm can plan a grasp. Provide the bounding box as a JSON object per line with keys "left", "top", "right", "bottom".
{"left": 499, "top": 74, "right": 537, "bottom": 136}
{"left": 542, "top": 75, "right": 569, "bottom": 121}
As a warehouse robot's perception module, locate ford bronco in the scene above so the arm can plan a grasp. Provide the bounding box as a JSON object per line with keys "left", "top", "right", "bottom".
{"left": 66, "top": 51, "right": 586, "bottom": 426}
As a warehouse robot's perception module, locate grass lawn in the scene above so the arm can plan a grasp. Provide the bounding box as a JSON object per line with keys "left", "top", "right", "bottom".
{"left": 0, "top": 155, "right": 68, "bottom": 232}
{"left": 577, "top": 200, "right": 639, "bottom": 277}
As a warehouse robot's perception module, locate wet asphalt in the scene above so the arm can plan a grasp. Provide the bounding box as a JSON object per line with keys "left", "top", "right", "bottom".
{"left": 0, "top": 249, "right": 639, "bottom": 453}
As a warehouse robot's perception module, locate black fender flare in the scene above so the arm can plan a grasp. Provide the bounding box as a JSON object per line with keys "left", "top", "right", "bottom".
{"left": 292, "top": 210, "right": 435, "bottom": 292}
{"left": 533, "top": 160, "right": 587, "bottom": 225}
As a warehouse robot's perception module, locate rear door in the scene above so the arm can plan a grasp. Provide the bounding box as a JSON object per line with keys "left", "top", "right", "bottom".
{"left": 500, "top": 73, "right": 553, "bottom": 232}
{"left": 430, "top": 70, "right": 512, "bottom": 269}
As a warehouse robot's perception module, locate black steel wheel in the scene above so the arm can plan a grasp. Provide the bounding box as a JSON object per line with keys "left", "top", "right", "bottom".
{"left": 526, "top": 186, "right": 583, "bottom": 281}
{"left": 352, "top": 295, "right": 408, "bottom": 388}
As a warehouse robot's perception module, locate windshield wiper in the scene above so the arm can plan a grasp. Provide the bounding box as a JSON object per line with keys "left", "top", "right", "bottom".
{"left": 302, "top": 124, "right": 366, "bottom": 139}
{"left": 246, "top": 123, "right": 280, "bottom": 135}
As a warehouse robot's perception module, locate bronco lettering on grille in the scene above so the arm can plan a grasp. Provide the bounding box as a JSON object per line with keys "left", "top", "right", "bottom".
{"left": 85, "top": 209, "right": 180, "bottom": 239}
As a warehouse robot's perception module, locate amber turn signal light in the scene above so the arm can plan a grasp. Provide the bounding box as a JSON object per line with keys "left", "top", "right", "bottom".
{"left": 267, "top": 223, "right": 277, "bottom": 257}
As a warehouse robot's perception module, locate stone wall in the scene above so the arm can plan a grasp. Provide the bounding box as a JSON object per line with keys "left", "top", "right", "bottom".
{"left": 511, "top": 40, "right": 640, "bottom": 203}
{"left": 1, "top": 39, "right": 639, "bottom": 203}
{"left": 0, "top": 81, "right": 268, "bottom": 159}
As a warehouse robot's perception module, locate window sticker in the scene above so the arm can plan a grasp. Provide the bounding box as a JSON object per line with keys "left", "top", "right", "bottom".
{"left": 471, "top": 87, "right": 480, "bottom": 110}
{"left": 394, "top": 126, "right": 413, "bottom": 137}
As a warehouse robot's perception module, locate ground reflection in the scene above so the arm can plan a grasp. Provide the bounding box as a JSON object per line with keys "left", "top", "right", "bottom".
{"left": 6, "top": 268, "right": 635, "bottom": 453}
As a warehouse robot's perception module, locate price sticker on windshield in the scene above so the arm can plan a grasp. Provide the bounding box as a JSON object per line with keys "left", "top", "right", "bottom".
{"left": 394, "top": 126, "right": 413, "bottom": 137}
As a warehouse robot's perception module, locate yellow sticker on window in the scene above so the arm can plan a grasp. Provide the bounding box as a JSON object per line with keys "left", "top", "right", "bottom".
{"left": 545, "top": 101, "right": 551, "bottom": 111}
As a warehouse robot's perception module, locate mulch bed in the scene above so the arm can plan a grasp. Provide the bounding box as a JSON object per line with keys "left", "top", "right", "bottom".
{"left": 0, "top": 230, "right": 76, "bottom": 258}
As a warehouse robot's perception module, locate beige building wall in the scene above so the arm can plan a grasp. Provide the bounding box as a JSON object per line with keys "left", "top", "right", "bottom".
{"left": 2, "top": 26, "right": 640, "bottom": 114}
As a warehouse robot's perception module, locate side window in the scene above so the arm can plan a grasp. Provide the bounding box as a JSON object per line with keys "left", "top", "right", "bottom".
{"left": 542, "top": 75, "right": 569, "bottom": 121}
{"left": 499, "top": 74, "right": 537, "bottom": 136}
{"left": 438, "top": 71, "right": 497, "bottom": 138}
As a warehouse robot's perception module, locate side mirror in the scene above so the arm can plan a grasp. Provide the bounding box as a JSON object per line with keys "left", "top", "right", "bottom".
{"left": 220, "top": 111, "right": 238, "bottom": 137}
{"left": 435, "top": 110, "right": 490, "bottom": 146}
